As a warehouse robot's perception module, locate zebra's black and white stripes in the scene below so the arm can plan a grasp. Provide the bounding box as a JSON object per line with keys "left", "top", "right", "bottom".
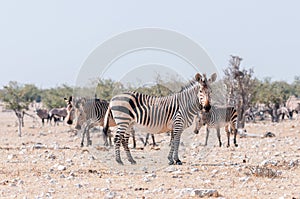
{"left": 65, "top": 97, "right": 115, "bottom": 147}
{"left": 194, "top": 106, "right": 238, "bottom": 147}
{"left": 103, "top": 73, "right": 216, "bottom": 165}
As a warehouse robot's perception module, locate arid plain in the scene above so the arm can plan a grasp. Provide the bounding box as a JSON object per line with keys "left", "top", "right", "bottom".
{"left": 0, "top": 105, "right": 299, "bottom": 198}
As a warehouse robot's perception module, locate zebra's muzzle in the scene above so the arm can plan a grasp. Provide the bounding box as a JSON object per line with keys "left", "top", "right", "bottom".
{"left": 75, "top": 124, "right": 81, "bottom": 130}
{"left": 203, "top": 104, "right": 211, "bottom": 112}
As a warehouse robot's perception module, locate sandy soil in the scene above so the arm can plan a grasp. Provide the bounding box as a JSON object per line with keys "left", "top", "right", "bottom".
{"left": 0, "top": 106, "right": 299, "bottom": 198}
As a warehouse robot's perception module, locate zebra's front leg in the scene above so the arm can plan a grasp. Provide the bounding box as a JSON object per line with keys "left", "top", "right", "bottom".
{"left": 130, "top": 128, "right": 136, "bottom": 149}
{"left": 86, "top": 125, "right": 92, "bottom": 146}
{"left": 168, "top": 129, "right": 183, "bottom": 165}
{"left": 205, "top": 127, "right": 209, "bottom": 146}
{"left": 122, "top": 133, "right": 136, "bottom": 164}
{"left": 151, "top": 134, "right": 157, "bottom": 146}
{"left": 216, "top": 127, "right": 222, "bottom": 147}
{"left": 80, "top": 127, "right": 86, "bottom": 147}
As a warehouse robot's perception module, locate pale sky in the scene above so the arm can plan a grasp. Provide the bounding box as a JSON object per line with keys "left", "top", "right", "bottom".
{"left": 0, "top": 1, "right": 299, "bottom": 88}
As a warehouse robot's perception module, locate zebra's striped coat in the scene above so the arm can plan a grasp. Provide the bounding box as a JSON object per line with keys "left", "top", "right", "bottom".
{"left": 65, "top": 97, "right": 116, "bottom": 147}
{"left": 103, "top": 73, "right": 216, "bottom": 165}
{"left": 194, "top": 106, "right": 238, "bottom": 147}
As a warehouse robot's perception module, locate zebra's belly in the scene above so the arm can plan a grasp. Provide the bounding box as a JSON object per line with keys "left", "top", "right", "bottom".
{"left": 133, "top": 122, "right": 172, "bottom": 134}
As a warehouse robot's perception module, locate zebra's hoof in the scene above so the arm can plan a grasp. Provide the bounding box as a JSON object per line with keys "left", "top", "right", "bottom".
{"left": 227, "top": 145, "right": 230, "bottom": 148}
{"left": 116, "top": 159, "right": 124, "bottom": 165}
{"left": 235, "top": 144, "right": 238, "bottom": 147}
{"left": 168, "top": 160, "right": 174, "bottom": 165}
{"left": 80, "top": 143, "right": 84, "bottom": 147}
{"left": 194, "top": 130, "right": 199, "bottom": 134}
{"left": 175, "top": 160, "right": 182, "bottom": 165}
{"left": 130, "top": 160, "right": 137, "bottom": 165}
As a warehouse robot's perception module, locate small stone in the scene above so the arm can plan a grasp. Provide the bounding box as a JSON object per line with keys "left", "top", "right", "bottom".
{"left": 164, "top": 166, "right": 177, "bottom": 173}
{"left": 9, "top": 183, "right": 16, "bottom": 187}
{"left": 7, "top": 154, "right": 16, "bottom": 160}
{"left": 75, "top": 184, "right": 83, "bottom": 188}
{"left": 143, "top": 177, "right": 150, "bottom": 182}
{"left": 101, "top": 188, "right": 110, "bottom": 192}
{"left": 105, "top": 191, "right": 116, "bottom": 199}
{"left": 190, "top": 189, "right": 219, "bottom": 197}
{"left": 191, "top": 168, "right": 199, "bottom": 172}
{"left": 57, "top": 165, "right": 66, "bottom": 171}
{"left": 239, "top": 176, "right": 249, "bottom": 182}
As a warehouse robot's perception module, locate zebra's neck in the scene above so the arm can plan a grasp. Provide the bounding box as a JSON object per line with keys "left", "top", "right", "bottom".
{"left": 176, "top": 85, "right": 201, "bottom": 127}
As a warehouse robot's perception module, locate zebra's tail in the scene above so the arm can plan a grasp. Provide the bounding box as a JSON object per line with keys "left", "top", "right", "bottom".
{"left": 103, "top": 106, "right": 112, "bottom": 138}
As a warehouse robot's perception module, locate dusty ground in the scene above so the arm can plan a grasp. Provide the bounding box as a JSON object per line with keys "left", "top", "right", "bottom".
{"left": 0, "top": 106, "right": 299, "bottom": 198}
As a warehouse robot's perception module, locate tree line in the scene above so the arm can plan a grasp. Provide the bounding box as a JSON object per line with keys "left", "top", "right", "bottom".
{"left": 0, "top": 55, "right": 299, "bottom": 135}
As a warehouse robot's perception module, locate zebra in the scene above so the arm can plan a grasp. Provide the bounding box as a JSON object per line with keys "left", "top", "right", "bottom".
{"left": 193, "top": 106, "right": 238, "bottom": 147}
{"left": 103, "top": 73, "right": 216, "bottom": 165}
{"left": 286, "top": 95, "right": 300, "bottom": 119}
{"left": 65, "top": 96, "right": 156, "bottom": 148}
{"left": 35, "top": 109, "right": 50, "bottom": 126}
{"left": 49, "top": 107, "right": 67, "bottom": 126}
{"left": 65, "top": 97, "right": 116, "bottom": 147}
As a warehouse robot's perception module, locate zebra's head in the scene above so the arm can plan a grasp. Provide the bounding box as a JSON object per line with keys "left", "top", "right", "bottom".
{"left": 195, "top": 73, "right": 217, "bottom": 112}
{"left": 64, "top": 96, "right": 76, "bottom": 125}
{"left": 64, "top": 96, "right": 87, "bottom": 129}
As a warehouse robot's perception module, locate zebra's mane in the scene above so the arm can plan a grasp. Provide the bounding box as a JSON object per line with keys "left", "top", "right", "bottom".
{"left": 179, "top": 74, "right": 207, "bottom": 92}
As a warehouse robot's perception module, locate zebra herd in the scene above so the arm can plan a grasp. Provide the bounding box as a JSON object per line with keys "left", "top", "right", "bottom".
{"left": 37, "top": 73, "right": 242, "bottom": 165}
{"left": 64, "top": 73, "right": 240, "bottom": 165}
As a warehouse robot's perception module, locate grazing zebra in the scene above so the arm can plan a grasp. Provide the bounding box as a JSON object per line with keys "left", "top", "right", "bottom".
{"left": 194, "top": 106, "right": 238, "bottom": 147}
{"left": 49, "top": 107, "right": 67, "bottom": 126}
{"left": 35, "top": 109, "right": 50, "bottom": 126}
{"left": 103, "top": 73, "right": 216, "bottom": 165}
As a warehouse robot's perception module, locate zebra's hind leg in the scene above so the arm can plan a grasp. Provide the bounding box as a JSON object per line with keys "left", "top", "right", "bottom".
{"left": 85, "top": 123, "right": 92, "bottom": 146}
{"left": 122, "top": 133, "right": 136, "bottom": 164}
{"left": 233, "top": 128, "right": 238, "bottom": 147}
{"left": 225, "top": 125, "right": 230, "bottom": 147}
{"left": 114, "top": 131, "right": 124, "bottom": 165}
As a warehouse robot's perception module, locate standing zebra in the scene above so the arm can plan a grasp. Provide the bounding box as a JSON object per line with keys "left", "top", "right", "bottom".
{"left": 103, "top": 73, "right": 216, "bottom": 165}
{"left": 193, "top": 106, "right": 238, "bottom": 147}
{"left": 65, "top": 97, "right": 117, "bottom": 147}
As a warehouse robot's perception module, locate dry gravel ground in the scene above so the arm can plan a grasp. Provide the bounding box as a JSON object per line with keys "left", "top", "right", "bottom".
{"left": 0, "top": 108, "right": 299, "bottom": 198}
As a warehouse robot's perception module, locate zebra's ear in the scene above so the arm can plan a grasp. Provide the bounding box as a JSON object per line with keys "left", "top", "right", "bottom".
{"left": 195, "top": 73, "right": 202, "bottom": 82}
{"left": 208, "top": 73, "right": 217, "bottom": 83}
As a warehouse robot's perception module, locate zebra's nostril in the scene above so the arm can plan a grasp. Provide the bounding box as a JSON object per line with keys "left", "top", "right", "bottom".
{"left": 204, "top": 105, "right": 211, "bottom": 112}
{"left": 67, "top": 120, "right": 73, "bottom": 125}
